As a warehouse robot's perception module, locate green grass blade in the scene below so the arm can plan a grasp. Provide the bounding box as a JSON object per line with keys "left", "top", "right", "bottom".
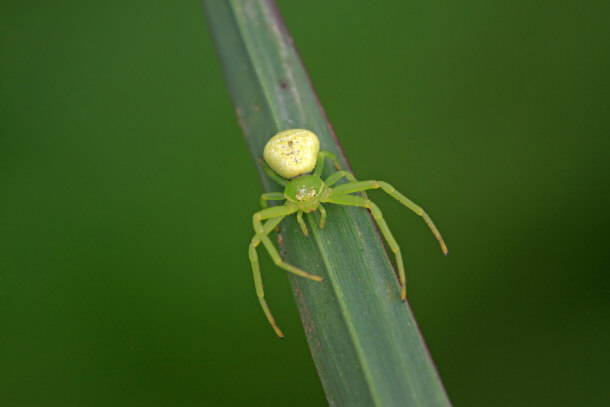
{"left": 203, "top": 1, "right": 451, "bottom": 405}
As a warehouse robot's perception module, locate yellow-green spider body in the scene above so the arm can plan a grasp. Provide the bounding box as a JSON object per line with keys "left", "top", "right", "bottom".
{"left": 263, "top": 129, "right": 320, "bottom": 178}
{"left": 249, "top": 129, "right": 448, "bottom": 338}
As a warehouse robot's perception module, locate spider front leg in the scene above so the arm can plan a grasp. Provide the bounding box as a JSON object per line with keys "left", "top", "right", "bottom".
{"left": 252, "top": 205, "right": 323, "bottom": 281}
{"left": 331, "top": 181, "right": 448, "bottom": 255}
{"left": 249, "top": 215, "right": 285, "bottom": 337}
{"left": 325, "top": 193, "right": 408, "bottom": 300}
{"left": 250, "top": 204, "right": 323, "bottom": 337}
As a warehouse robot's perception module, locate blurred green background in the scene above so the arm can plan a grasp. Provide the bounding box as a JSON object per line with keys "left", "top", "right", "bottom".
{"left": 1, "top": 0, "right": 608, "bottom": 406}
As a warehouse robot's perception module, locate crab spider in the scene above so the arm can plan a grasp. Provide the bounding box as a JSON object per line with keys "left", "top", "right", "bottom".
{"left": 249, "top": 129, "right": 447, "bottom": 338}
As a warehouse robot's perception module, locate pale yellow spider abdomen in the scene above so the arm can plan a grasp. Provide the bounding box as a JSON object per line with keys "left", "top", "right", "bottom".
{"left": 263, "top": 129, "right": 320, "bottom": 179}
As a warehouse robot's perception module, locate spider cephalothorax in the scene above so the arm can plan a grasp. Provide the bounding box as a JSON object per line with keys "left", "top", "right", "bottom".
{"left": 285, "top": 175, "right": 327, "bottom": 210}
{"left": 249, "top": 129, "right": 447, "bottom": 338}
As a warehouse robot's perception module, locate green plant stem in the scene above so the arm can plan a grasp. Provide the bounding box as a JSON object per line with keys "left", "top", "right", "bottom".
{"left": 204, "top": 1, "right": 451, "bottom": 405}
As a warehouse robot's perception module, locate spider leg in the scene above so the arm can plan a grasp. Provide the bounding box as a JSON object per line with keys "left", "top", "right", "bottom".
{"left": 324, "top": 170, "right": 368, "bottom": 199}
{"left": 250, "top": 205, "right": 323, "bottom": 337}
{"left": 252, "top": 206, "right": 322, "bottom": 281}
{"left": 325, "top": 193, "right": 408, "bottom": 300}
{"left": 296, "top": 210, "right": 308, "bottom": 236}
{"left": 324, "top": 170, "right": 357, "bottom": 187}
{"left": 249, "top": 215, "right": 285, "bottom": 338}
{"left": 260, "top": 192, "right": 285, "bottom": 208}
{"left": 314, "top": 150, "right": 341, "bottom": 177}
{"left": 258, "top": 158, "right": 289, "bottom": 187}
{"left": 318, "top": 204, "right": 327, "bottom": 229}
{"left": 330, "top": 181, "right": 448, "bottom": 255}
